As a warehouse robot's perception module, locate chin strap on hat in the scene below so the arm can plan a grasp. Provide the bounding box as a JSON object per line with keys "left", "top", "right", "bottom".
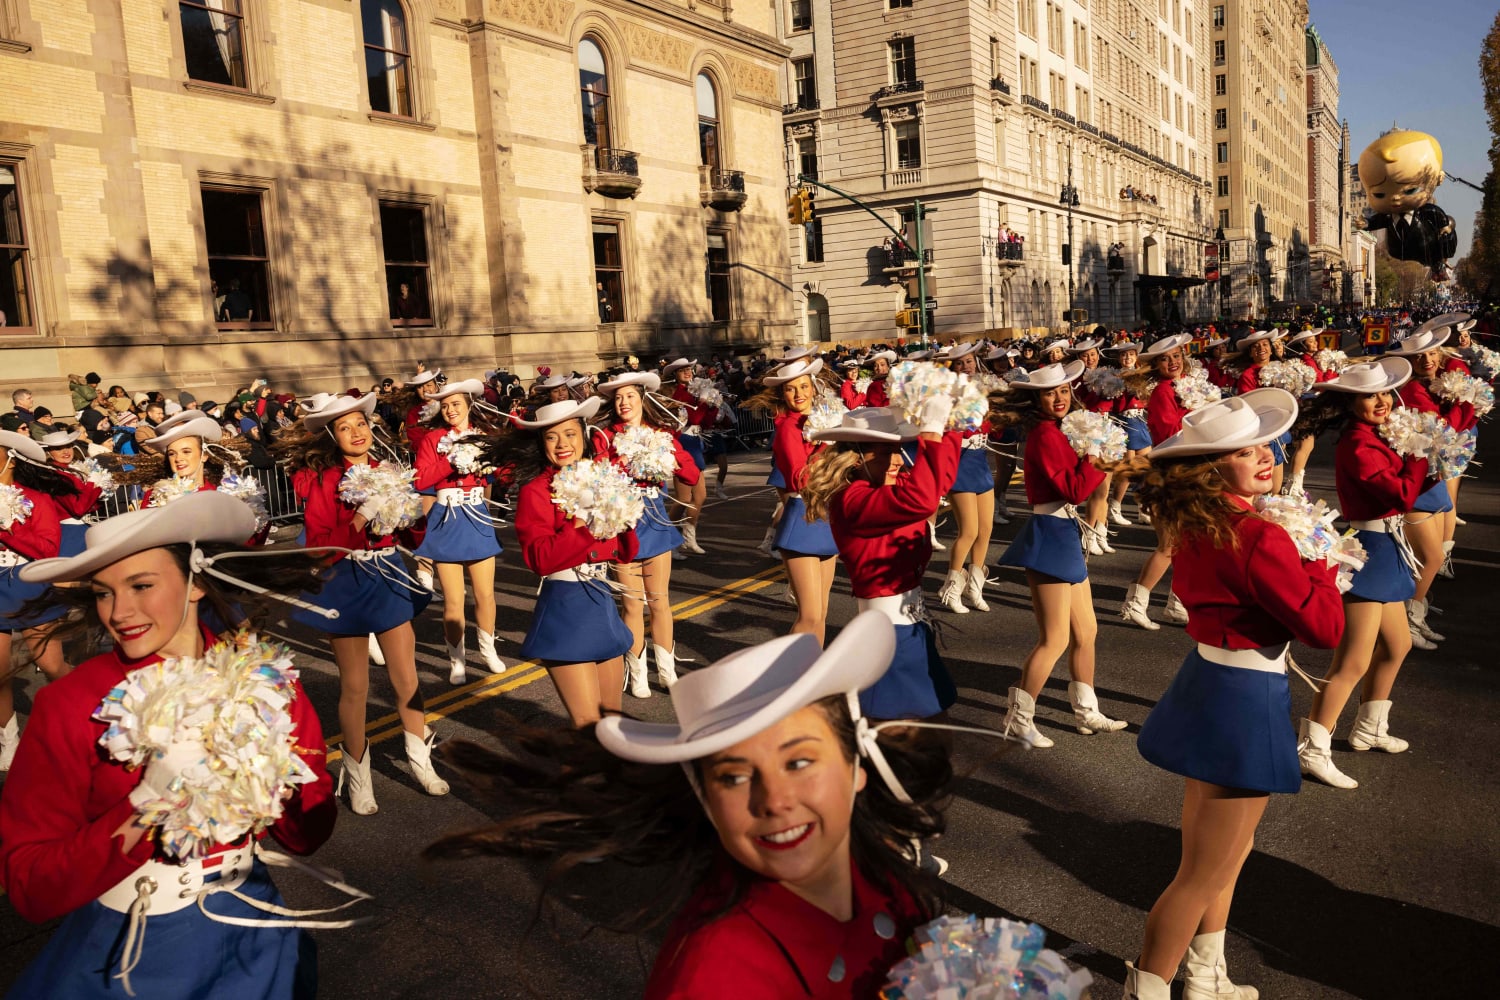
{"left": 188, "top": 546, "right": 346, "bottom": 620}
{"left": 845, "top": 691, "right": 1021, "bottom": 805}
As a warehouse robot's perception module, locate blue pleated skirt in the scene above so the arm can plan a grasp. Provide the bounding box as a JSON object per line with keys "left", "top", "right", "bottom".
{"left": 1345, "top": 530, "right": 1416, "bottom": 604}
{"left": 633, "top": 489, "right": 683, "bottom": 561}
{"left": 773, "top": 496, "right": 838, "bottom": 558}
{"left": 1412, "top": 480, "right": 1453, "bottom": 514}
{"left": 678, "top": 433, "right": 706, "bottom": 471}
{"left": 998, "top": 513, "right": 1087, "bottom": 584}
{"left": 858, "top": 620, "right": 956, "bottom": 720}
{"left": 1137, "top": 649, "right": 1300, "bottom": 794}
{"left": 520, "top": 577, "right": 634, "bottom": 664}
{"left": 1270, "top": 430, "right": 1292, "bottom": 466}
{"left": 702, "top": 431, "right": 727, "bottom": 459}
{"left": 6, "top": 859, "right": 316, "bottom": 1000}
{"left": 413, "top": 499, "right": 502, "bottom": 563}
{"left": 60, "top": 520, "right": 89, "bottom": 558}
{"left": 0, "top": 564, "right": 67, "bottom": 630}
{"left": 291, "top": 550, "right": 432, "bottom": 637}
{"left": 951, "top": 448, "right": 995, "bottom": 495}
{"left": 1124, "top": 415, "right": 1152, "bottom": 452}
{"left": 767, "top": 464, "right": 787, "bottom": 489}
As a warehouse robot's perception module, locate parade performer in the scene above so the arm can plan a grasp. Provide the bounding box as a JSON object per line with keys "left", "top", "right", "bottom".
{"left": 1119, "top": 334, "right": 1199, "bottom": 630}
{"left": 0, "top": 430, "right": 79, "bottom": 769}
{"left": 1233, "top": 330, "right": 1291, "bottom": 495}
{"left": 282, "top": 393, "right": 446, "bottom": 814}
{"left": 425, "top": 613, "right": 954, "bottom": 1000}
{"left": 803, "top": 404, "right": 961, "bottom": 719}
{"left": 1203, "top": 337, "right": 1234, "bottom": 390}
{"left": 1281, "top": 329, "right": 1338, "bottom": 497}
{"left": 1070, "top": 337, "right": 1115, "bottom": 554}
{"left": 508, "top": 398, "right": 638, "bottom": 727}
{"left": 128, "top": 413, "right": 269, "bottom": 541}
{"left": 396, "top": 368, "right": 443, "bottom": 591}
{"left": 414, "top": 378, "right": 506, "bottom": 683}
{"left": 994, "top": 362, "right": 1128, "bottom": 746}
{"left": 1291, "top": 358, "right": 1427, "bottom": 790}
{"left": 598, "top": 371, "right": 697, "bottom": 696}
{"left": 1121, "top": 389, "right": 1344, "bottom": 1000}
{"left": 984, "top": 346, "right": 1022, "bottom": 523}
{"left": 665, "top": 359, "right": 714, "bottom": 557}
{"left": 935, "top": 343, "right": 997, "bottom": 614}
{"left": 1103, "top": 340, "right": 1152, "bottom": 527}
{"left": 38, "top": 428, "right": 105, "bottom": 557}
{"left": 0, "top": 493, "right": 342, "bottom": 998}
{"left": 1426, "top": 314, "right": 1481, "bottom": 569}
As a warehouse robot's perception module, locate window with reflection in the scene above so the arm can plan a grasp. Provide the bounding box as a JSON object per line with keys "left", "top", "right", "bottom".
{"left": 580, "top": 39, "right": 613, "bottom": 152}
{"left": 697, "top": 74, "right": 721, "bottom": 170}
{"left": 180, "top": 1, "right": 247, "bottom": 88}
{"left": 361, "top": 0, "right": 412, "bottom": 117}
{"left": 203, "top": 186, "right": 273, "bottom": 328}
{"left": 0, "top": 163, "right": 35, "bottom": 332}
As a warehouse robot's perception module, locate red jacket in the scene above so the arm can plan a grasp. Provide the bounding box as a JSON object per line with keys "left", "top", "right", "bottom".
{"left": 1022, "top": 419, "right": 1106, "bottom": 505}
{"left": 1398, "top": 379, "right": 1476, "bottom": 433}
{"left": 829, "top": 434, "right": 961, "bottom": 598}
{"left": 293, "top": 460, "right": 425, "bottom": 558}
{"left": 48, "top": 464, "right": 103, "bottom": 520}
{"left": 414, "top": 428, "right": 492, "bottom": 492}
{"left": 671, "top": 383, "right": 719, "bottom": 429}
{"left": 1334, "top": 421, "right": 1430, "bottom": 521}
{"left": 1146, "top": 378, "right": 1189, "bottom": 445}
{"left": 0, "top": 484, "right": 64, "bottom": 561}
{"left": 772, "top": 412, "right": 823, "bottom": 492}
{"left": 514, "top": 466, "right": 639, "bottom": 576}
{"left": 0, "top": 627, "right": 336, "bottom": 923}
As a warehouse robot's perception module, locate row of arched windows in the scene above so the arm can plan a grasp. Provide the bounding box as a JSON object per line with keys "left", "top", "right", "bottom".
{"left": 578, "top": 37, "right": 727, "bottom": 168}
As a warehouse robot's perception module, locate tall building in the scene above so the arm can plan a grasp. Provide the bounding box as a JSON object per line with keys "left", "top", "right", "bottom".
{"left": 1210, "top": 0, "right": 1310, "bottom": 319}
{"left": 779, "top": 0, "right": 1216, "bottom": 345}
{"left": 1304, "top": 24, "right": 1342, "bottom": 304}
{"left": 1346, "top": 158, "right": 1378, "bottom": 306}
{"left": 0, "top": 1, "right": 794, "bottom": 408}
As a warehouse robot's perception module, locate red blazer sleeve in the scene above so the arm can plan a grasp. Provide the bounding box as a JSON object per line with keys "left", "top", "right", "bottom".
{"left": 839, "top": 380, "right": 866, "bottom": 410}
{"left": 267, "top": 683, "right": 337, "bottom": 856}
{"left": 1443, "top": 399, "right": 1477, "bottom": 433}
{"left": 51, "top": 472, "right": 101, "bottom": 519}
{"left": 0, "top": 492, "right": 63, "bottom": 561}
{"left": 772, "top": 416, "right": 815, "bottom": 491}
{"left": 835, "top": 435, "right": 961, "bottom": 534}
{"left": 1342, "top": 434, "right": 1429, "bottom": 513}
{"left": 413, "top": 431, "right": 455, "bottom": 491}
{"left": 514, "top": 477, "right": 634, "bottom": 575}
{"left": 404, "top": 408, "right": 428, "bottom": 451}
{"left": 298, "top": 467, "right": 367, "bottom": 552}
{"left": 1236, "top": 365, "right": 1261, "bottom": 395}
{"left": 1147, "top": 380, "right": 1187, "bottom": 445}
{"left": 1244, "top": 524, "right": 1345, "bottom": 649}
{"left": 1036, "top": 423, "right": 1107, "bottom": 503}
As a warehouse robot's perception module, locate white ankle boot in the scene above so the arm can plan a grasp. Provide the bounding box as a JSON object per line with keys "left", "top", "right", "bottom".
{"left": 1002, "top": 687, "right": 1054, "bottom": 748}
{"left": 756, "top": 523, "right": 777, "bottom": 556}
{"left": 1297, "top": 718, "right": 1358, "bottom": 789}
{"left": 416, "top": 568, "right": 435, "bottom": 591}
{"left": 1120, "top": 583, "right": 1161, "bottom": 631}
{"left": 929, "top": 521, "right": 946, "bottom": 551}
{"left": 404, "top": 728, "right": 450, "bottom": 796}
{"left": 682, "top": 522, "right": 706, "bottom": 554}
{"left": 1163, "top": 590, "right": 1189, "bottom": 625}
{"left": 1438, "top": 540, "right": 1455, "bottom": 579}
{"left": 1124, "top": 961, "right": 1172, "bottom": 1000}
{"left": 476, "top": 629, "right": 506, "bottom": 674}
{"left": 1136, "top": 505, "right": 1153, "bottom": 525}
{"left": 1349, "top": 700, "right": 1409, "bottom": 753}
{"left": 964, "top": 565, "right": 990, "bottom": 611}
{"left": 0, "top": 715, "right": 18, "bottom": 772}
{"left": 937, "top": 570, "right": 969, "bottom": 613}
{"left": 652, "top": 643, "right": 679, "bottom": 687}
{"left": 1109, "top": 498, "right": 1130, "bottom": 526}
{"left": 1407, "top": 598, "right": 1444, "bottom": 642}
{"left": 368, "top": 634, "right": 386, "bottom": 666}
{"left": 625, "top": 645, "right": 651, "bottom": 698}
{"left": 1083, "top": 523, "right": 1104, "bottom": 556}
{"left": 1068, "top": 681, "right": 1128, "bottom": 735}
{"left": 339, "top": 746, "right": 378, "bottom": 815}
{"left": 1094, "top": 522, "right": 1115, "bottom": 553}
{"left": 1183, "top": 930, "right": 1259, "bottom": 999}
{"left": 446, "top": 639, "right": 467, "bottom": 685}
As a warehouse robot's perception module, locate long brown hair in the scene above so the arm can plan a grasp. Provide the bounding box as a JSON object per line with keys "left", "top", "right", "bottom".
{"left": 273, "top": 410, "right": 405, "bottom": 476}
{"left": 1103, "top": 453, "right": 1249, "bottom": 551}
{"left": 800, "top": 445, "right": 868, "bottom": 521}
{"left": 107, "top": 437, "right": 252, "bottom": 488}
{"left": 988, "top": 385, "right": 1074, "bottom": 431}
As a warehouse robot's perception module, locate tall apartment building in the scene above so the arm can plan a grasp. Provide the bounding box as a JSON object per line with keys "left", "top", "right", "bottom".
{"left": 779, "top": 0, "right": 1216, "bottom": 344}
{"left": 1210, "top": 0, "right": 1310, "bottom": 319}
{"left": 1346, "top": 159, "right": 1378, "bottom": 306}
{"left": 1304, "top": 24, "right": 1343, "bottom": 304}
{"left": 0, "top": 1, "right": 794, "bottom": 408}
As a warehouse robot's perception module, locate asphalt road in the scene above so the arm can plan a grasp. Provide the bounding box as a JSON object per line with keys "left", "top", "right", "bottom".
{"left": 2, "top": 434, "right": 1496, "bottom": 999}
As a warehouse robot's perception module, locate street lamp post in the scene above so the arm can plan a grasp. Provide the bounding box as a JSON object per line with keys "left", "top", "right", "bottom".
{"left": 1214, "top": 225, "right": 1227, "bottom": 323}
{"left": 1059, "top": 148, "right": 1080, "bottom": 325}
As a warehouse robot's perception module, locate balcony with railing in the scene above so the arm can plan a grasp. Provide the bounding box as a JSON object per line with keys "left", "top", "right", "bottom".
{"left": 1078, "top": 121, "right": 1099, "bottom": 136}
{"left": 699, "top": 166, "right": 747, "bottom": 212}
{"left": 997, "top": 241, "right": 1025, "bottom": 267}
{"left": 882, "top": 244, "right": 934, "bottom": 271}
{"left": 782, "top": 96, "right": 820, "bottom": 116}
{"left": 1052, "top": 108, "right": 1076, "bottom": 125}
{"left": 1100, "top": 130, "right": 1119, "bottom": 145}
{"left": 874, "top": 79, "right": 924, "bottom": 102}
{"left": 1021, "top": 94, "right": 1049, "bottom": 112}
{"left": 582, "top": 145, "right": 642, "bottom": 199}
{"left": 990, "top": 76, "right": 1011, "bottom": 95}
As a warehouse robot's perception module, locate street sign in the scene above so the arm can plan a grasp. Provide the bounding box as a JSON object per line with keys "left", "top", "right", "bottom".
{"left": 924, "top": 297, "right": 937, "bottom": 310}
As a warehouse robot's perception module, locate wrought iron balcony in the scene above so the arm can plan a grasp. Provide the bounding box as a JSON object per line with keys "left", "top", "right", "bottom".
{"left": 782, "top": 96, "right": 820, "bottom": 114}
{"left": 1021, "top": 94, "right": 1049, "bottom": 112}
{"left": 1078, "top": 121, "right": 1099, "bottom": 135}
{"left": 990, "top": 77, "right": 1011, "bottom": 94}
{"left": 582, "top": 145, "right": 642, "bottom": 199}
{"left": 874, "top": 79, "right": 924, "bottom": 100}
{"left": 1100, "top": 131, "right": 1120, "bottom": 144}
{"left": 700, "top": 166, "right": 747, "bottom": 212}
{"left": 1052, "top": 108, "right": 1076, "bottom": 125}
{"left": 997, "top": 242, "right": 1025, "bottom": 266}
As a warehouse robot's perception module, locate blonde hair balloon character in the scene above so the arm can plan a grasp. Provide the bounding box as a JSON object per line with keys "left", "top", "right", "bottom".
{"left": 1357, "top": 129, "right": 1459, "bottom": 281}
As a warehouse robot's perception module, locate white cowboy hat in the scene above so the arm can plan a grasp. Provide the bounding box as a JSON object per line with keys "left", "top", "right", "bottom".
{"left": 808, "top": 406, "right": 919, "bottom": 444}
{"left": 1456, "top": 319, "right": 1478, "bottom": 333}
{"left": 1417, "top": 312, "right": 1469, "bottom": 335}
{"left": 140, "top": 416, "right": 223, "bottom": 452}
{"left": 1140, "top": 333, "right": 1194, "bottom": 358}
{"left": 1204, "top": 336, "right": 1230, "bottom": 349}
{"left": 154, "top": 408, "right": 211, "bottom": 434}
{"left": 1104, "top": 340, "right": 1142, "bottom": 354}
{"left": 945, "top": 342, "right": 981, "bottom": 361}
{"left": 905, "top": 350, "right": 932, "bottom": 361}
{"left": 1387, "top": 327, "right": 1450, "bottom": 355}
{"left": 1006, "top": 360, "right": 1086, "bottom": 389}
{"left": 299, "top": 392, "right": 377, "bottom": 433}
{"left": 429, "top": 378, "right": 486, "bottom": 401}
{"left": 596, "top": 611, "right": 895, "bottom": 765}
{"left": 1040, "top": 338, "right": 1071, "bottom": 355}
{"left": 36, "top": 429, "right": 83, "bottom": 449}
{"left": 597, "top": 372, "right": 662, "bottom": 395}
{"left": 779, "top": 346, "right": 819, "bottom": 363}
{"left": 1069, "top": 338, "right": 1103, "bottom": 354}
{"left": 1150, "top": 388, "right": 1298, "bottom": 460}
{"left": 1238, "top": 329, "right": 1282, "bottom": 347}
{"left": 661, "top": 358, "right": 697, "bottom": 376}
{"left": 762, "top": 357, "right": 824, "bottom": 386}
{"left": 565, "top": 375, "right": 593, "bottom": 388}
{"left": 1287, "top": 330, "right": 1320, "bottom": 345}
{"left": 0, "top": 429, "right": 47, "bottom": 464}
{"left": 19, "top": 492, "right": 260, "bottom": 584}
{"left": 536, "top": 374, "right": 570, "bottom": 390}
{"left": 984, "top": 346, "right": 1018, "bottom": 362}
{"left": 866, "top": 350, "right": 899, "bottom": 365}
{"left": 510, "top": 396, "right": 603, "bottom": 430}
{"left": 408, "top": 370, "right": 440, "bottom": 387}
{"left": 1311, "top": 357, "right": 1412, "bottom": 395}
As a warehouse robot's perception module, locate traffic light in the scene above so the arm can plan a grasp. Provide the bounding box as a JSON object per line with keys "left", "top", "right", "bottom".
{"left": 894, "top": 308, "right": 918, "bottom": 328}
{"left": 802, "top": 187, "right": 815, "bottom": 222}
{"left": 786, "top": 187, "right": 814, "bottom": 225}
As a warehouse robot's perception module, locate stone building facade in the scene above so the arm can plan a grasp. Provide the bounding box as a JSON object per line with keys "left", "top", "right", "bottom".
{"left": 0, "top": 0, "right": 795, "bottom": 409}
{"left": 1303, "top": 24, "right": 1342, "bottom": 304}
{"left": 779, "top": 0, "right": 1217, "bottom": 345}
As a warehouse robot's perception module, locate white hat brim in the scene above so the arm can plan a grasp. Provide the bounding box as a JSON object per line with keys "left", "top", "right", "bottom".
{"left": 408, "top": 371, "right": 439, "bottom": 387}
{"left": 141, "top": 417, "right": 223, "bottom": 452}
{"left": 946, "top": 342, "right": 981, "bottom": 360}
{"left": 154, "top": 409, "right": 210, "bottom": 435}
{"left": 302, "top": 394, "right": 378, "bottom": 433}
{"left": 37, "top": 429, "right": 83, "bottom": 449}
{"left": 867, "top": 350, "right": 898, "bottom": 365}
{"left": 1150, "top": 388, "right": 1298, "bottom": 459}
{"left": 597, "top": 372, "right": 662, "bottom": 395}
{"left": 1388, "top": 328, "right": 1451, "bottom": 355}
{"left": 0, "top": 429, "right": 46, "bottom": 464}
{"left": 1070, "top": 338, "right": 1103, "bottom": 353}
{"left": 662, "top": 359, "right": 696, "bottom": 375}
{"left": 1311, "top": 356, "right": 1413, "bottom": 395}
{"left": 1140, "top": 333, "right": 1193, "bottom": 358}
{"left": 1418, "top": 312, "right": 1469, "bottom": 335}
{"left": 763, "top": 358, "right": 824, "bottom": 386}
{"left": 1007, "top": 359, "right": 1086, "bottom": 390}
{"left": 595, "top": 612, "right": 896, "bottom": 764}
{"left": 429, "top": 378, "right": 486, "bottom": 401}
{"left": 19, "top": 492, "right": 260, "bottom": 584}
{"left": 510, "top": 396, "right": 602, "bottom": 429}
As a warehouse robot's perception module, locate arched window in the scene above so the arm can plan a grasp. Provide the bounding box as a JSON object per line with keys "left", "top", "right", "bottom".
{"left": 806, "top": 293, "right": 830, "bottom": 342}
{"left": 579, "top": 39, "right": 612, "bottom": 151}
{"left": 361, "top": 0, "right": 412, "bottom": 117}
{"left": 696, "top": 73, "right": 720, "bottom": 170}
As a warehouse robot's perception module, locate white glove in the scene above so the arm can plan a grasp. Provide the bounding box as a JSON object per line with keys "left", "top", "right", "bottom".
{"left": 129, "top": 740, "right": 209, "bottom": 812}
{"left": 917, "top": 394, "right": 955, "bottom": 434}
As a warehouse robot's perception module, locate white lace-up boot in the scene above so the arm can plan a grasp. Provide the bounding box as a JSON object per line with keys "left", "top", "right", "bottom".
{"left": 1349, "top": 700, "right": 1409, "bottom": 753}
{"left": 937, "top": 570, "right": 969, "bottom": 613}
{"left": 1163, "top": 590, "right": 1190, "bottom": 625}
{"left": 1297, "top": 719, "right": 1358, "bottom": 789}
{"left": 652, "top": 643, "right": 680, "bottom": 688}
{"left": 1124, "top": 962, "right": 1172, "bottom": 1000}
{"left": 1407, "top": 598, "right": 1444, "bottom": 642}
{"left": 1120, "top": 583, "right": 1161, "bottom": 631}
{"left": 964, "top": 565, "right": 990, "bottom": 611}
{"left": 624, "top": 645, "right": 651, "bottom": 698}
{"left": 1183, "top": 930, "right": 1259, "bottom": 999}
{"left": 929, "top": 521, "right": 946, "bottom": 551}
{"left": 1001, "top": 688, "right": 1054, "bottom": 749}
{"left": 368, "top": 634, "right": 386, "bottom": 666}
{"left": 0, "top": 715, "right": 18, "bottom": 772}
{"left": 446, "top": 639, "right": 466, "bottom": 686}
{"left": 339, "top": 746, "right": 378, "bottom": 815}
{"left": 1109, "top": 498, "right": 1130, "bottom": 526}
{"left": 1068, "top": 682, "right": 1128, "bottom": 735}
{"left": 476, "top": 629, "right": 506, "bottom": 674}
{"left": 404, "top": 729, "right": 450, "bottom": 796}
{"left": 1438, "top": 540, "right": 1456, "bottom": 579}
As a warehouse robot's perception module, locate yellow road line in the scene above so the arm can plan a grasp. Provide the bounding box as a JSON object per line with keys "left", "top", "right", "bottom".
{"left": 326, "top": 563, "right": 786, "bottom": 762}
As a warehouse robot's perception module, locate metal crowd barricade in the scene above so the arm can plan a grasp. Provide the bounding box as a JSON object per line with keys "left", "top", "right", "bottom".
{"left": 84, "top": 467, "right": 306, "bottom": 525}
{"left": 724, "top": 404, "right": 774, "bottom": 450}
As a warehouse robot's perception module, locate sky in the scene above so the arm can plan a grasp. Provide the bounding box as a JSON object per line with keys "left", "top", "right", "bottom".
{"left": 1307, "top": 0, "right": 1495, "bottom": 261}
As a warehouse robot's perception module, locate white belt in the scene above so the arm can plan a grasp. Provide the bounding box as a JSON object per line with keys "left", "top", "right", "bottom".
{"left": 784, "top": 491, "right": 802, "bottom": 500}
{"left": 1349, "top": 518, "right": 1396, "bottom": 532}
{"left": 1033, "top": 501, "right": 1074, "bottom": 518}
{"left": 1196, "top": 642, "right": 1289, "bottom": 674}
{"left": 544, "top": 563, "right": 609, "bottom": 584}
{"left": 639, "top": 484, "right": 662, "bottom": 499}
{"left": 1123, "top": 408, "right": 1147, "bottom": 421}
{"left": 98, "top": 847, "right": 253, "bottom": 915}
{"left": 962, "top": 434, "right": 989, "bottom": 450}
{"left": 0, "top": 550, "right": 28, "bottom": 567}
{"left": 435, "top": 487, "right": 485, "bottom": 506}
{"left": 683, "top": 426, "right": 701, "bottom": 437}
{"left": 1349, "top": 516, "right": 1420, "bottom": 573}
{"left": 856, "top": 588, "right": 928, "bottom": 627}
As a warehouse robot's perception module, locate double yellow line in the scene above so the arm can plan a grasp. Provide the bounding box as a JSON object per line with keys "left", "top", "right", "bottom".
{"left": 325, "top": 563, "right": 786, "bottom": 762}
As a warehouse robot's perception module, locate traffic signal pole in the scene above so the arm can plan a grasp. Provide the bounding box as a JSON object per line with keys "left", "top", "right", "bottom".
{"left": 795, "top": 173, "right": 931, "bottom": 343}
